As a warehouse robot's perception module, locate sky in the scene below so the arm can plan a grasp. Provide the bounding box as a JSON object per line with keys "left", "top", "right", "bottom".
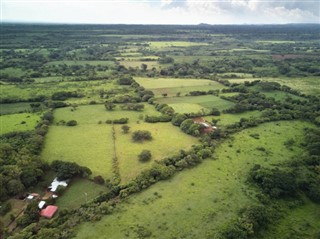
{"left": 2, "top": 0, "right": 320, "bottom": 25}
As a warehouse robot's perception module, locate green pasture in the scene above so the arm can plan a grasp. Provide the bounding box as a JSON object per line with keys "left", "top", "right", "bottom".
{"left": 0, "top": 113, "right": 40, "bottom": 135}
{"left": 204, "top": 111, "right": 261, "bottom": 126}
{"left": 45, "top": 60, "right": 115, "bottom": 67}
{"left": 263, "top": 77, "right": 320, "bottom": 96}
{"left": 256, "top": 40, "right": 296, "bottom": 44}
{"left": 41, "top": 124, "right": 114, "bottom": 179}
{"left": 119, "top": 60, "right": 159, "bottom": 69}
{"left": 44, "top": 104, "right": 197, "bottom": 182}
{"left": 156, "top": 95, "right": 235, "bottom": 113}
{"left": 1, "top": 67, "right": 29, "bottom": 77}
{"left": 75, "top": 121, "right": 314, "bottom": 239}
{"left": 0, "top": 80, "right": 117, "bottom": 103}
{"left": 148, "top": 41, "right": 208, "bottom": 49}
{"left": 115, "top": 122, "right": 198, "bottom": 183}
{"left": 262, "top": 199, "right": 320, "bottom": 239}
{"left": 0, "top": 102, "right": 43, "bottom": 114}
{"left": 135, "top": 77, "right": 226, "bottom": 97}
{"left": 56, "top": 178, "right": 107, "bottom": 210}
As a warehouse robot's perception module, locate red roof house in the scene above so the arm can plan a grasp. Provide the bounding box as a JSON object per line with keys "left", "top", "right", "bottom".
{"left": 40, "top": 205, "right": 58, "bottom": 219}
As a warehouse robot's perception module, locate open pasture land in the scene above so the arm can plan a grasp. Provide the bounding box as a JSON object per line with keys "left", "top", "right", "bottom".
{"left": 43, "top": 104, "right": 197, "bottom": 182}
{"left": 56, "top": 178, "right": 107, "bottom": 210}
{"left": 0, "top": 102, "right": 44, "bottom": 114}
{"left": 45, "top": 60, "right": 115, "bottom": 67}
{"left": 156, "top": 95, "right": 235, "bottom": 113}
{"left": 119, "top": 60, "right": 160, "bottom": 70}
{"left": 41, "top": 124, "right": 114, "bottom": 179}
{"left": 147, "top": 41, "right": 209, "bottom": 49}
{"left": 115, "top": 122, "right": 199, "bottom": 183}
{"left": 135, "top": 77, "right": 226, "bottom": 97}
{"left": 204, "top": 111, "right": 262, "bottom": 126}
{"left": 263, "top": 77, "right": 320, "bottom": 96}
{"left": 75, "top": 120, "right": 315, "bottom": 239}
{"left": 0, "top": 80, "right": 118, "bottom": 103}
{"left": 0, "top": 113, "right": 40, "bottom": 135}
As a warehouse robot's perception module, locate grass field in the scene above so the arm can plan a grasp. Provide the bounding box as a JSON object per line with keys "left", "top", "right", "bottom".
{"left": 0, "top": 80, "right": 118, "bottom": 103}
{"left": 43, "top": 104, "right": 197, "bottom": 182}
{"left": 75, "top": 120, "right": 315, "bottom": 239}
{"left": 0, "top": 102, "right": 44, "bottom": 114}
{"left": 0, "top": 113, "right": 40, "bottom": 134}
{"left": 156, "top": 95, "right": 235, "bottom": 113}
{"left": 262, "top": 199, "right": 320, "bottom": 239}
{"left": 41, "top": 124, "right": 114, "bottom": 179}
{"left": 115, "top": 122, "right": 199, "bottom": 183}
{"left": 45, "top": 60, "right": 115, "bottom": 67}
{"left": 119, "top": 60, "right": 159, "bottom": 70}
{"left": 204, "top": 111, "right": 262, "bottom": 126}
{"left": 56, "top": 178, "right": 107, "bottom": 210}
{"left": 135, "top": 77, "right": 226, "bottom": 97}
{"left": 148, "top": 41, "right": 208, "bottom": 49}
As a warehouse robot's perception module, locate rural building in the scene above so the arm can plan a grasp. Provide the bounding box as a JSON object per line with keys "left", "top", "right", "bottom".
{"left": 48, "top": 178, "right": 68, "bottom": 192}
{"left": 40, "top": 205, "right": 58, "bottom": 219}
{"left": 26, "top": 193, "right": 40, "bottom": 201}
{"left": 192, "top": 117, "right": 217, "bottom": 133}
{"left": 38, "top": 201, "right": 46, "bottom": 209}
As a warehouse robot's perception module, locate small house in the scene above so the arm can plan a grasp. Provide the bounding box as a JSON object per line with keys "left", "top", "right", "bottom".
{"left": 48, "top": 178, "right": 68, "bottom": 192}
{"left": 40, "top": 205, "right": 58, "bottom": 219}
{"left": 38, "top": 201, "right": 46, "bottom": 209}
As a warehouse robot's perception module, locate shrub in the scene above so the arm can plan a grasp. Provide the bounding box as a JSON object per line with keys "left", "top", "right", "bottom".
{"left": 138, "top": 150, "right": 152, "bottom": 162}
{"left": 0, "top": 202, "right": 11, "bottom": 216}
{"left": 121, "top": 125, "right": 130, "bottom": 134}
{"left": 66, "top": 120, "right": 77, "bottom": 126}
{"left": 132, "top": 130, "right": 152, "bottom": 142}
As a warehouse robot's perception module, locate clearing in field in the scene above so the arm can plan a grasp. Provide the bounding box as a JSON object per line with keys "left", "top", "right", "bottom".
{"left": 0, "top": 113, "right": 40, "bottom": 135}
{"left": 147, "top": 41, "right": 208, "bottom": 49}
{"left": 55, "top": 178, "right": 107, "bottom": 210}
{"left": 75, "top": 121, "right": 315, "bottom": 239}
{"left": 203, "top": 111, "right": 262, "bottom": 126}
{"left": 156, "top": 95, "right": 235, "bottom": 113}
{"left": 135, "top": 77, "right": 226, "bottom": 97}
{"left": 42, "top": 104, "right": 198, "bottom": 182}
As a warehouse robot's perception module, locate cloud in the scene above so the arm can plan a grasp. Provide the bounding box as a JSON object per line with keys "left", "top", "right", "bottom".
{"left": 2, "top": 0, "right": 319, "bottom": 24}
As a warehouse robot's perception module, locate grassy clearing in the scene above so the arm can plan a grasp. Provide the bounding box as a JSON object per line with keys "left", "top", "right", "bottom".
{"left": 45, "top": 60, "right": 115, "bottom": 67}
{"left": 256, "top": 40, "right": 296, "bottom": 44}
{"left": 115, "top": 122, "right": 198, "bottom": 183}
{"left": 135, "top": 77, "right": 226, "bottom": 97}
{"left": 41, "top": 124, "right": 114, "bottom": 179}
{"left": 119, "top": 60, "right": 159, "bottom": 69}
{"left": 56, "top": 178, "right": 107, "bottom": 210}
{"left": 263, "top": 77, "right": 320, "bottom": 96}
{"left": 0, "top": 80, "right": 117, "bottom": 103}
{"left": 0, "top": 113, "right": 40, "bottom": 134}
{"left": 156, "top": 95, "right": 235, "bottom": 113}
{"left": 148, "top": 41, "right": 208, "bottom": 49}
{"left": 75, "top": 121, "right": 314, "bottom": 239}
{"left": 204, "top": 111, "right": 262, "bottom": 126}
{"left": 0, "top": 102, "right": 43, "bottom": 114}
{"left": 262, "top": 199, "right": 320, "bottom": 239}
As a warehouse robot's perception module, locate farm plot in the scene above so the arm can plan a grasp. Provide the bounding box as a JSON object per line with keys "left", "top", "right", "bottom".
{"left": 135, "top": 77, "right": 226, "bottom": 97}
{"left": 56, "top": 178, "right": 107, "bottom": 210}
{"left": 75, "top": 121, "right": 315, "bottom": 239}
{"left": 148, "top": 41, "right": 208, "bottom": 49}
{"left": 0, "top": 80, "right": 118, "bottom": 104}
{"left": 43, "top": 104, "right": 197, "bottom": 182}
{"left": 203, "top": 111, "right": 262, "bottom": 126}
{"left": 114, "top": 122, "right": 198, "bottom": 184}
{"left": 156, "top": 95, "right": 235, "bottom": 114}
{"left": 0, "top": 113, "right": 40, "bottom": 135}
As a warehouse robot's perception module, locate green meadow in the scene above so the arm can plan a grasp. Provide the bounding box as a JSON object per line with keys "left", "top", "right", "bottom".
{"left": 55, "top": 178, "right": 107, "bottom": 210}
{"left": 75, "top": 120, "right": 314, "bottom": 239}
{"left": 156, "top": 95, "right": 235, "bottom": 113}
{"left": 204, "top": 111, "right": 262, "bottom": 126}
{"left": 135, "top": 77, "right": 226, "bottom": 97}
{"left": 0, "top": 113, "right": 40, "bottom": 135}
{"left": 42, "top": 104, "right": 198, "bottom": 182}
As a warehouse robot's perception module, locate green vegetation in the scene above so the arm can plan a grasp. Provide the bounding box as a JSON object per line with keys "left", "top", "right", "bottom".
{"left": 56, "top": 179, "right": 107, "bottom": 210}
{"left": 0, "top": 113, "right": 40, "bottom": 135}
{"left": 75, "top": 121, "right": 315, "bottom": 239}
{"left": 1, "top": 24, "right": 319, "bottom": 239}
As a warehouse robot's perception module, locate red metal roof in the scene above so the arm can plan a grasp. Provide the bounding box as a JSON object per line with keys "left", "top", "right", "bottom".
{"left": 40, "top": 205, "right": 58, "bottom": 219}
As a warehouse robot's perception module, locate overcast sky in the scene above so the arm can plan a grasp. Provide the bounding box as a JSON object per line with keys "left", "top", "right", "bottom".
{"left": 2, "top": 0, "right": 320, "bottom": 24}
